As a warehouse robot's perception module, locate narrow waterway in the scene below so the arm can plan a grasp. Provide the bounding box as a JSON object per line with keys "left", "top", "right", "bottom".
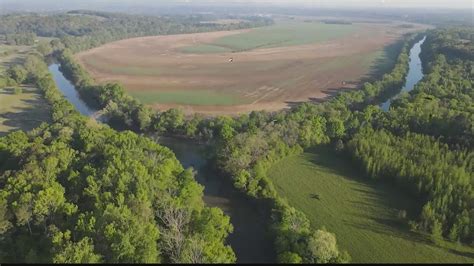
{"left": 157, "top": 137, "right": 275, "bottom": 263}
{"left": 48, "top": 62, "right": 275, "bottom": 263}
{"left": 380, "top": 36, "right": 426, "bottom": 111}
{"left": 48, "top": 63, "right": 96, "bottom": 116}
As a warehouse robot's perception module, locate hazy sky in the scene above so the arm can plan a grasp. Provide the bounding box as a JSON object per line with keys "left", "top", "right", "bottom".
{"left": 203, "top": 0, "right": 473, "bottom": 8}
{"left": 1, "top": 0, "right": 472, "bottom": 10}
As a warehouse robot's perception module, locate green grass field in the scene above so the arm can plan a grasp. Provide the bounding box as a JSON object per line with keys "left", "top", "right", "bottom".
{"left": 0, "top": 87, "right": 51, "bottom": 136}
{"left": 0, "top": 38, "right": 56, "bottom": 74}
{"left": 0, "top": 44, "right": 32, "bottom": 74}
{"left": 129, "top": 90, "right": 250, "bottom": 106}
{"left": 268, "top": 147, "right": 474, "bottom": 263}
{"left": 181, "top": 21, "right": 357, "bottom": 54}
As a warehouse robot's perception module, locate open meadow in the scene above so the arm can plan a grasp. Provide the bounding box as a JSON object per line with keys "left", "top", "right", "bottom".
{"left": 0, "top": 86, "right": 50, "bottom": 136}
{"left": 267, "top": 147, "right": 474, "bottom": 263}
{"left": 76, "top": 18, "right": 428, "bottom": 114}
{"left": 0, "top": 44, "right": 32, "bottom": 74}
{"left": 0, "top": 41, "right": 52, "bottom": 135}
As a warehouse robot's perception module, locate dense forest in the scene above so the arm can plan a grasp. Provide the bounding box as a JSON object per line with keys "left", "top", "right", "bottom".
{"left": 0, "top": 10, "right": 472, "bottom": 263}
{"left": 0, "top": 10, "right": 273, "bottom": 52}
{"left": 0, "top": 122, "right": 235, "bottom": 263}
{"left": 0, "top": 50, "right": 235, "bottom": 263}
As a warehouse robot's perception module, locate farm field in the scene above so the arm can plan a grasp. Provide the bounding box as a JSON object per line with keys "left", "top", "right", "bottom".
{"left": 0, "top": 86, "right": 51, "bottom": 136}
{"left": 76, "top": 19, "right": 428, "bottom": 114}
{"left": 129, "top": 90, "right": 249, "bottom": 106}
{"left": 180, "top": 21, "right": 357, "bottom": 53}
{"left": 267, "top": 147, "right": 474, "bottom": 263}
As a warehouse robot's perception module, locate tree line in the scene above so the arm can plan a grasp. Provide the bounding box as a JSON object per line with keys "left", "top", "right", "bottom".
{"left": 4, "top": 32, "right": 37, "bottom": 45}
{"left": 347, "top": 128, "right": 472, "bottom": 243}
{"left": 0, "top": 10, "right": 273, "bottom": 53}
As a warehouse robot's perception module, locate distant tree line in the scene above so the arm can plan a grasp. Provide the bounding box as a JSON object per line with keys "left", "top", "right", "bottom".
{"left": 4, "top": 32, "right": 37, "bottom": 45}
{"left": 321, "top": 19, "right": 352, "bottom": 25}
{"left": 0, "top": 11, "right": 273, "bottom": 53}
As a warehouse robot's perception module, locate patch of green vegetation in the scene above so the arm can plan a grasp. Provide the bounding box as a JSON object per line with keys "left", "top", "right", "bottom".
{"left": 367, "top": 39, "right": 406, "bottom": 78}
{"left": 129, "top": 90, "right": 249, "bottom": 106}
{"left": 0, "top": 42, "right": 47, "bottom": 75}
{"left": 181, "top": 44, "right": 233, "bottom": 54}
{"left": 267, "top": 147, "right": 474, "bottom": 263}
{"left": 317, "top": 48, "right": 397, "bottom": 75}
{"left": 181, "top": 21, "right": 357, "bottom": 54}
{"left": 0, "top": 45, "right": 29, "bottom": 74}
{"left": 0, "top": 86, "right": 51, "bottom": 136}
{"left": 83, "top": 57, "right": 164, "bottom": 76}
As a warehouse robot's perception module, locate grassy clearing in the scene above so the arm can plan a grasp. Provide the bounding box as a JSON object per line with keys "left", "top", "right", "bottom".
{"left": 0, "top": 41, "right": 55, "bottom": 135}
{"left": 267, "top": 147, "right": 474, "bottom": 263}
{"left": 0, "top": 86, "right": 51, "bottom": 136}
{"left": 0, "top": 37, "right": 57, "bottom": 74}
{"left": 0, "top": 44, "right": 33, "bottom": 74}
{"left": 129, "top": 90, "right": 250, "bottom": 106}
{"left": 181, "top": 21, "right": 356, "bottom": 54}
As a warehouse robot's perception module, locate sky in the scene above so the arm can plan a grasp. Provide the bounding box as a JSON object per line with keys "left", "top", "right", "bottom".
{"left": 189, "top": 0, "right": 473, "bottom": 9}
{"left": 0, "top": 0, "right": 472, "bottom": 10}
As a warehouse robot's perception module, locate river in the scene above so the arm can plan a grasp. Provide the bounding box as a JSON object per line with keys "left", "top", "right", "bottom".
{"left": 48, "top": 64, "right": 96, "bottom": 116}
{"left": 48, "top": 62, "right": 275, "bottom": 263}
{"left": 380, "top": 36, "right": 426, "bottom": 111}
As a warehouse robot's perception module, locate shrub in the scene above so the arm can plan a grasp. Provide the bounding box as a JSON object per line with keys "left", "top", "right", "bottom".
{"left": 13, "top": 87, "right": 23, "bottom": 95}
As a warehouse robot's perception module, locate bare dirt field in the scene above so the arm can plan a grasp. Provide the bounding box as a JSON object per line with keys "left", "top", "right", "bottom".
{"left": 76, "top": 19, "right": 428, "bottom": 115}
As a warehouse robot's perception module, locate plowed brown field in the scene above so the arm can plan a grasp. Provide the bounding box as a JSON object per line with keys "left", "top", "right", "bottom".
{"left": 76, "top": 20, "right": 428, "bottom": 115}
